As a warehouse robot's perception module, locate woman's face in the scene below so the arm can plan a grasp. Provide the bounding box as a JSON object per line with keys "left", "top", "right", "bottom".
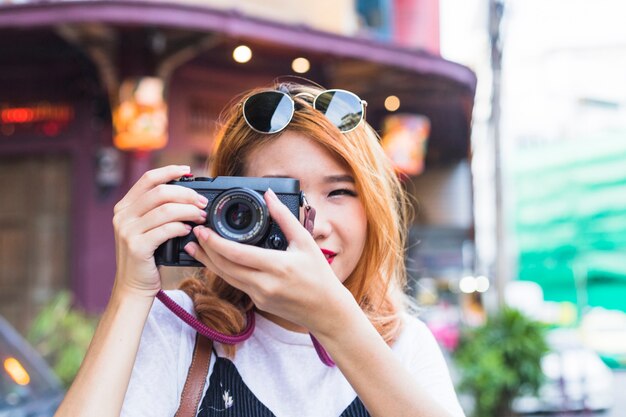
{"left": 244, "top": 131, "right": 367, "bottom": 283}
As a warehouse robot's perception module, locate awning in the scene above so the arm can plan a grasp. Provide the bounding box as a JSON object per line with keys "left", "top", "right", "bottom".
{"left": 0, "top": 0, "right": 476, "bottom": 161}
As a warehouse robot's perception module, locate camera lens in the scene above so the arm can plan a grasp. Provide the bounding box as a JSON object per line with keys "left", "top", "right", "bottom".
{"left": 226, "top": 203, "right": 253, "bottom": 230}
{"left": 210, "top": 188, "right": 270, "bottom": 244}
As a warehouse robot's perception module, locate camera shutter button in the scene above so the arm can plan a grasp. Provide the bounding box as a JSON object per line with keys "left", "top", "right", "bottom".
{"left": 268, "top": 234, "right": 285, "bottom": 250}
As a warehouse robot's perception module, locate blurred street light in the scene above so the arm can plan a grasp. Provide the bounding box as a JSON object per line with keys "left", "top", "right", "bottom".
{"left": 384, "top": 95, "right": 401, "bottom": 111}
{"left": 233, "top": 45, "right": 252, "bottom": 63}
{"left": 459, "top": 275, "right": 491, "bottom": 293}
{"left": 475, "top": 275, "right": 490, "bottom": 292}
{"left": 291, "top": 57, "right": 310, "bottom": 73}
{"left": 460, "top": 276, "right": 478, "bottom": 293}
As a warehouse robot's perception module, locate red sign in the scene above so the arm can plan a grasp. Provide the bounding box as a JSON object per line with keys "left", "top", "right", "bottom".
{"left": 0, "top": 103, "right": 75, "bottom": 137}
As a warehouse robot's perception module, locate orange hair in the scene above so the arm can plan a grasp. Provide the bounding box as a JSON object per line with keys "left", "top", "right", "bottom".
{"left": 179, "top": 83, "right": 411, "bottom": 356}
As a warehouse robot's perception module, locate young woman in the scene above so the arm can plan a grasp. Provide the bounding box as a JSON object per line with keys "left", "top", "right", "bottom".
{"left": 55, "top": 83, "right": 466, "bottom": 417}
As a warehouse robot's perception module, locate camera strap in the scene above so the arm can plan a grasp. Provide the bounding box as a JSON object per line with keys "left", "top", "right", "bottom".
{"left": 301, "top": 192, "right": 316, "bottom": 235}
{"left": 299, "top": 194, "right": 336, "bottom": 366}
{"left": 156, "top": 290, "right": 255, "bottom": 344}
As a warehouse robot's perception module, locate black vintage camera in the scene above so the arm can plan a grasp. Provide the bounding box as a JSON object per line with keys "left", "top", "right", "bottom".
{"left": 155, "top": 175, "right": 302, "bottom": 267}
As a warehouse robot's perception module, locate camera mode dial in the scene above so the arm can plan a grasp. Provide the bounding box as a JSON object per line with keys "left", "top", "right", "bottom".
{"left": 268, "top": 234, "right": 286, "bottom": 250}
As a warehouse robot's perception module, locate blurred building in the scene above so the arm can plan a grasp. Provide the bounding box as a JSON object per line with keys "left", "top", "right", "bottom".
{"left": 501, "top": 0, "right": 626, "bottom": 314}
{"left": 0, "top": 0, "right": 476, "bottom": 331}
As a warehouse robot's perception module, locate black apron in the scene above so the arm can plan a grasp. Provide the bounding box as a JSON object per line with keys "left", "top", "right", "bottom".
{"left": 197, "top": 354, "right": 371, "bottom": 417}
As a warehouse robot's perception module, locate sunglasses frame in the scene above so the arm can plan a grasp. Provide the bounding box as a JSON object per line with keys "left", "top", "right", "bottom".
{"left": 241, "top": 88, "right": 367, "bottom": 135}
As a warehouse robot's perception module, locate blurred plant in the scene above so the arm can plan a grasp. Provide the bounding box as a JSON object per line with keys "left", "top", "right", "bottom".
{"left": 26, "top": 291, "right": 98, "bottom": 387}
{"left": 453, "top": 307, "right": 549, "bottom": 417}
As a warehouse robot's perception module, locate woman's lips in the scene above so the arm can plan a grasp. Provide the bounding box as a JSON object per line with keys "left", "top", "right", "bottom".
{"left": 321, "top": 249, "right": 337, "bottom": 265}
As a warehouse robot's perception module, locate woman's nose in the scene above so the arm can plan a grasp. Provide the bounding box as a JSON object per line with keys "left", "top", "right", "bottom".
{"left": 311, "top": 207, "right": 331, "bottom": 241}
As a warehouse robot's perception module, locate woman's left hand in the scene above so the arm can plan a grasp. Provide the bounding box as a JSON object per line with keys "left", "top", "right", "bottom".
{"left": 185, "top": 191, "right": 456, "bottom": 417}
{"left": 183, "top": 188, "right": 353, "bottom": 335}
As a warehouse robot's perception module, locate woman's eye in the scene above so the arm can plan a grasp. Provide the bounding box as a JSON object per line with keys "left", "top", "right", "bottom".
{"left": 329, "top": 188, "right": 358, "bottom": 197}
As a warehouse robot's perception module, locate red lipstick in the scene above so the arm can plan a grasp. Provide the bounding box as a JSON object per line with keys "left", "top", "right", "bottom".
{"left": 321, "top": 249, "right": 337, "bottom": 264}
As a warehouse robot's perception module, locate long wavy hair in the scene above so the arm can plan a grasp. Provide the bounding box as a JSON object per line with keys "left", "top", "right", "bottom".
{"left": 179, "top": 82, "right": 411, "bottom": 356}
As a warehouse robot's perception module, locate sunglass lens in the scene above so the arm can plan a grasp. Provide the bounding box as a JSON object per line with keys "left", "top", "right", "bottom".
{"left": 244, "top": 92, "right": 294, "bottom": 133}
{"left": 314, "top": 90, "right": 363, "bottom": 132}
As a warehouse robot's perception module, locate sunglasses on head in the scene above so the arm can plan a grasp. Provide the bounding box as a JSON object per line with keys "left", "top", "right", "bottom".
{"left": 242, "top": 89, "right": 367, "bottom": 134}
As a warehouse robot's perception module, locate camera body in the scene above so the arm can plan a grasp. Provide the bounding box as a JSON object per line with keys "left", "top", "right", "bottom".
{"left": 155, "top": 175, "right": 302, "bottom": 267}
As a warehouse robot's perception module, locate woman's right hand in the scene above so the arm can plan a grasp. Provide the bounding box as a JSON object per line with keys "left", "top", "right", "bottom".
{"left": 112, "top": 165, "right": 209, "bottom": 298}
{"left": 56, "top": 164, "right": 206, "bottom": 417}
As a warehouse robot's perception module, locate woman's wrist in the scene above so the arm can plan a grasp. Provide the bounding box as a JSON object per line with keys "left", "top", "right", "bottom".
{"left": 111, "top": 273, "right": 160, "bottom": 301}
{"left": 309, "top": 285, "right": 365, "bottom": 340}
{"left": 108, "top": 289, "right": 155, "bottom": 326}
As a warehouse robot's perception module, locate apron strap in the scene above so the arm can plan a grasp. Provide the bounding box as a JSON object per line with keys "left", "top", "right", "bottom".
{"left": 175, "top": 333, "right": 213, "bottom": 417}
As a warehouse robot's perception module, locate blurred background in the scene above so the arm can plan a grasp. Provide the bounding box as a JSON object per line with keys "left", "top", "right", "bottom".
{"left": 0, "top": 0, "right": 624, "bottom": 416}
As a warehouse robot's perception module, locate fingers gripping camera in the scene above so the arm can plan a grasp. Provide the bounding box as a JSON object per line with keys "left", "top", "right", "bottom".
{"left": 155, "top": 175, "right": 303, "bottom": 267}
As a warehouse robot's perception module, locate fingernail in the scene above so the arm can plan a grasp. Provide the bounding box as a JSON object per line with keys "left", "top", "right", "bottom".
{"left": 197, "top": 195, "right": 209, "bottom": 207}
{"left": 184, "top": 242, "right": 195, "bottom": 255}
{"left": 194, "top": 225, "right": 210, "bottom": 241}
{"left": 184, "top": 224, "right": 193, "bottom": 232}
{"left": 180, "top": 165, "right": 191, "bottom": 172}
{"left": 266, "top": 188, "right": 278, "bottom": 201}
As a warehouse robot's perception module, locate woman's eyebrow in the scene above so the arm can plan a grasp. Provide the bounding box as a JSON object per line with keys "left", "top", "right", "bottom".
{"left": 261, "top": 174, "right": 355, "bottom": 183}
{"left": 323, "top": 175, "right": 355, "bottom": 183}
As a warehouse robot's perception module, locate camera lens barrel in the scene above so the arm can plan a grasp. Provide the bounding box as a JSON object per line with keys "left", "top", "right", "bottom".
{"left": 210, "top": 188, "right": 270, "bottom": 244}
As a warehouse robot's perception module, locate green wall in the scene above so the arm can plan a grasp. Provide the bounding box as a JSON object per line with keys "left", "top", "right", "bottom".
{"left": 514, "top": 130, "right": 626, "bottom": 312}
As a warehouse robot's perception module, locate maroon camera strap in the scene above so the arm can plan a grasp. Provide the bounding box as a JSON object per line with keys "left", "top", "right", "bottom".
{"left": 302, "top": 196, "right": 316, "bottom": 235}
{"left": 156, "top": 291, "right": 255, "bottom": 344}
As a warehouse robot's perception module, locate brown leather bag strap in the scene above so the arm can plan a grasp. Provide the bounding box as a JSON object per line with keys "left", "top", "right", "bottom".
{"left": 175, "top": 334, "right": 213, "bottom": 417}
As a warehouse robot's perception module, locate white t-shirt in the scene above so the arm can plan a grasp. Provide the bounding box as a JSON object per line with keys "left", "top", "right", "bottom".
{"left": 121, "top": 290, "right": 465, "bottom": 417}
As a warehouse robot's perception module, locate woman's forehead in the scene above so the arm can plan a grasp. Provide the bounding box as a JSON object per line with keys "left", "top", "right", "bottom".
{"left": 242, "top": 132, "right": 350, "bottom": 177}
